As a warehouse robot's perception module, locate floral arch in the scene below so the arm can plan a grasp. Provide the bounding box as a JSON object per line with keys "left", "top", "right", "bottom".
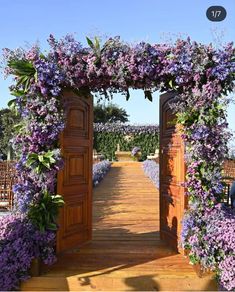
{"left": 1, "top": 35, "right": 235, "bottom": 290}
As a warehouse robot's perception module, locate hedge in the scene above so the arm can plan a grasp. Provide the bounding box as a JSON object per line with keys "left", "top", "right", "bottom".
{"left": 93, "top": 123, "right": 159, "bottom": 160}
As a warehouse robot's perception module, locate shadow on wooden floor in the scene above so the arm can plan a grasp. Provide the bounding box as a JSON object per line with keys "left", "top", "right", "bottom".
{"left": 21, "top": 163, "right": 217, "bottom": 291}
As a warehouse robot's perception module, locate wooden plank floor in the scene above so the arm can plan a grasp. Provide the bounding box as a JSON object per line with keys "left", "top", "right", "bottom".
{"left": 21, "top": 162, "right": 217, "bottom": 291}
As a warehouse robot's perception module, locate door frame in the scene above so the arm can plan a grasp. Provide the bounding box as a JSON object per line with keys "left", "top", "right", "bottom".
{"left": 57, "top": 90, "right": 186, "bottom": 253}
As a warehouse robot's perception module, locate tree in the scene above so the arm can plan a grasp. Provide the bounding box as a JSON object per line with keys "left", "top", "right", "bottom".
{"left": 94, "top": 103, "right": 129, "bottom": 123}
{"left": 0, "top": 108, "right": 21, "bottom": 159}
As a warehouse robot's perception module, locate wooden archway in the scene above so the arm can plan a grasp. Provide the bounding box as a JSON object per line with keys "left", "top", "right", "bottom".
{"left": 57, "top": 90, "right": 186, "bottom": 253}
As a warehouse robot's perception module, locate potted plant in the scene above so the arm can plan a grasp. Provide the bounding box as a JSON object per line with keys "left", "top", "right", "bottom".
{"left": 131, "top": 146, "right": 141, "bottom": 161}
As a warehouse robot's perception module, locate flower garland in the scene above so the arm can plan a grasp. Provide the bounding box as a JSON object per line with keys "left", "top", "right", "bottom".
{"left": 2, "top": 34, "right": 235, "bottom": 290}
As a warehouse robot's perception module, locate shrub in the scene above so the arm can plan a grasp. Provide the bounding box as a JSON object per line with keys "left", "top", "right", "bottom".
{"left": 94, "top": 123, "right": 159, "bottom": 160}
{"left": 93, "top": 160, "right": 111, "bottom": 186}
{"left": 142, "top": 160, "right": 159, "bottom": 188}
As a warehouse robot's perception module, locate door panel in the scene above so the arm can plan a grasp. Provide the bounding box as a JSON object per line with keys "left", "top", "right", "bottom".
{"left": 57, "top": 90, "right": 93, "bottom": 253}
{"left": 159, "top": 92, "right": 186, "bottom": 253}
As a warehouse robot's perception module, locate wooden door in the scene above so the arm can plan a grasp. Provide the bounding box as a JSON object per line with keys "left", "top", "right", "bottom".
{"left": 159, "top": 91, "right": 186, "bottom": 253}
{"left": 57, "top": 89, "right": 93, "bottom": 253}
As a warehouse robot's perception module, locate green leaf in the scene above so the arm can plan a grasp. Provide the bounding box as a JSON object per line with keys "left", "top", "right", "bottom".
{"left": 29, "top": 153, "right": 38, "bottom": 158}
{"left": 45, "top": 212, "right": 50, "bottom": 223}
{"left": 126, "top": 89, "right": 130, "bottom": 101}
{"left": 54, "top": 200, "right": 64, "bottom": 206}
{"left": 38, "top": 155, "right": 44, "bottom": 162}
{"left": 52, "top": 194, "right": 62, "bottom": 199}
{"left": 39, "top": 223, "right": 45, "bottom": 232}
{"left": 24, "top": 77, "right": 31, "bottom": 92}
{"left": 34, "top": 70, "right": 38, "bottom": 82}
{"left": 39, "top": 53, "right": 46, "bottom": 59}
{"left": 44, "top": 151, "right": 53, "bottom": 158}
{"left": 41, "top": 161, "right": 50, "bottom": 169}
{"left": 169, "top": 80, "right": 173, "bottom": 88}
{"left": 47, "top": 223, "right": 57, "bottom": 230}
{"left": 8, "top": 98, "right": 17, "bottom": 108}
{"left": 8, "top": 59, "right": 34, "bottom": 71}
{"left": 14, "top": 122, "right": 25, "bottom": 131}
{"left": 49, "top": 157, "right": 56, "bottom": 164}
{"left": 94, "top": 37, "right": 100, "bottom": 51}
{"left": 189, "top": 254, "right": 199, "bottom": 265}
{"left": 8, "top": 62, "right": 35, "bottom": 81}
{"left": 10, "top": 90, "right": 24, "bottom": 97}
{"left": 16, "top": 76, "right": 26, "bottom": 87}
{"left": 41, "top": 202, "right": 46, "bottom": 210}
{"left": 26, "top": 160, "right": 33, "bottom": 167}
{"left": 86, "top": 37, "right": 94, "bottom": 49}
{"left": 144, "top": 90, "right": 153, "bottom": 102}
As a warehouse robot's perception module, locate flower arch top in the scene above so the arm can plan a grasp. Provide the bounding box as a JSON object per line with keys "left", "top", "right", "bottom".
{"left": 3, "top": 35, "right": 235, "bottom": 290}
{"left": 4, "top": 35, "right": 235, "bottom": 98}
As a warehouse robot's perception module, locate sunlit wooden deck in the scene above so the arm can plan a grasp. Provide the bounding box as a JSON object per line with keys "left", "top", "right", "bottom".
{"left": 21, "top": 162, "right": 217, "bottom": 291}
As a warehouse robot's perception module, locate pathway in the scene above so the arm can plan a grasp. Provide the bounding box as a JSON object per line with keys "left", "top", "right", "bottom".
{"left": 22, "top": 162, "right": 217, "bottom": 291}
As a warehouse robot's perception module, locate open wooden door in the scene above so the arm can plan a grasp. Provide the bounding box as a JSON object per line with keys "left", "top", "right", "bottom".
{"left": 159, "top": 91, "right": 186, "bottom": 253}
{"left": 57, "top": 89, "right": 93, "bottom": 253}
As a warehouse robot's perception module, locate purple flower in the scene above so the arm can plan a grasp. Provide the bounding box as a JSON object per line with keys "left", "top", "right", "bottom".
{"left": 142, "top": 160, "right": 159, "bottom": 188}
{"left": 0, "top": 214, "right": 56, "bottom": 290}
{"left": 94, "top": 123, "right": 159, "bottom": 135}
{"left": 3, "top": 34, "right": 235, "bottom": 290}
{"left": 131, "top": 146, "right": 141, "bottom": 156}
{"left": 93, "top": 160, "right": 111, "bottom": 186}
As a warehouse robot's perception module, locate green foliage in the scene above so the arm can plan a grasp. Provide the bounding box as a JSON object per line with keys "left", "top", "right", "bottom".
{"left": 8, "top": 59, "right": 36, "bottom": 93}
{"left": 94, "top": 103, "right": 129, "bottom": 123}
{"left": 26, "top": 151, "right": 56, "bottom": 174}
{"left": 28, "top": 191, "right": 64, "bottom": 232}
{"left": 144, "top": 90, "right": 153, "bottom": 102}
{"left": 86, "top": 36, "right": 102, "bottom": 65}
{"left": 189, "top": 253, "right": 199, "bottom": 265}
{"left": 0, "top": 69, "right": 30, "bottom": 157}
{"left": 0, "top": 108, "right": 21, "bottom": 158}
{"left": 94, "top": 132, "right": 159, "bottom": 160}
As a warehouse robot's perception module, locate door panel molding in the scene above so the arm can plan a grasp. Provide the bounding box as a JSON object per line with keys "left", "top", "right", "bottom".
{"left": 57, "top": 90, "right": 93, "bottom": 253}
{"left": 159, "top": 91, "right": 186, "bottom": 253}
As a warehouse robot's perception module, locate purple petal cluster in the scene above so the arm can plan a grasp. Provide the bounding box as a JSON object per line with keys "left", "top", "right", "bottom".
{"left": 142, "top": 160, "right": 159, "bottom": 188}
{"left": 182, "top": 207, "right": 235, "bottom": 291}
{"left": 131, "top": 146, "right": 141, "bottom": 156}
{"left": 34, "top": 59, "right": 65, "bottom": 96}
{"left": 93, "top": 160, "right": 111, "bottom": 186}
{"left": 219, "top": 255, "right": 235, "bottom": 291}
{"left": 0, "top": 214, "right": 56, "bottom": 290}
{"left": 94, "top": 123, "right": 159, "bottom": 135}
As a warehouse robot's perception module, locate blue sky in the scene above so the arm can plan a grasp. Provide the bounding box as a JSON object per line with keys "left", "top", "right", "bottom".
{"left": 0, "top": 0, "right": 234, "bottom": 133}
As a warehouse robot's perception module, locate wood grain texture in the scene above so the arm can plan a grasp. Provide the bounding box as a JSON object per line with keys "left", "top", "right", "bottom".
{"left": 22, "top": 162, "right": 216, "bottom": 291}
{"left": 56, "top": 90, "right": 93, "bottom": 253}
{"left": 159, "top": 92, "right": 187, "bottom": 253}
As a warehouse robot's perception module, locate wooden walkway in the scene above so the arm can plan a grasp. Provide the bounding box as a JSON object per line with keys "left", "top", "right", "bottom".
{"left": 22, "top": 162, "right": 217, "bottom": 291}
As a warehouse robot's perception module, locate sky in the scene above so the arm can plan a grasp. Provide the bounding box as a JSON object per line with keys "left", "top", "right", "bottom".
{"left": 0, "top": 0, "right": 234, "bottom": 134}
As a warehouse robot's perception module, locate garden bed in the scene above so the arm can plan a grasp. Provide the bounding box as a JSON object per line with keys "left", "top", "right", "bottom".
{"left": 93, "top": 160, "right": 112, "bottom": 186}
{"left": 142, "top": 160, "right": 159, "bottom": 188}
